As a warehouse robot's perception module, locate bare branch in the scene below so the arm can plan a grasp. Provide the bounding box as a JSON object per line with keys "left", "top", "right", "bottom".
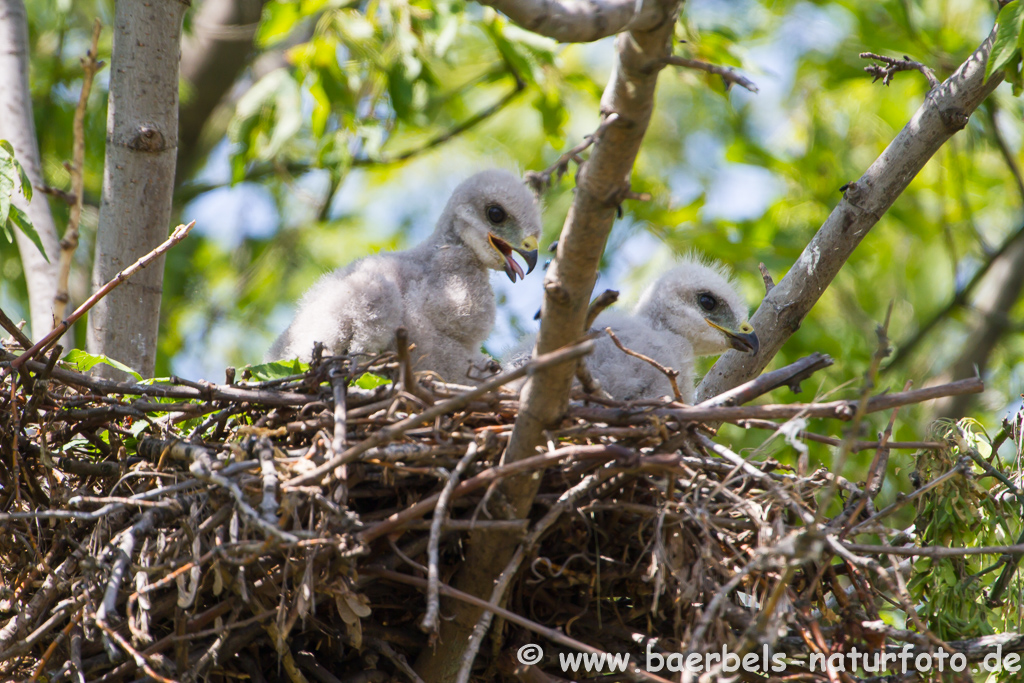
{"left": 606, "top": 326, "right": 684, "bottom": 402}
{"left": 758, "top": 262, "right": 775, "bottom": 294}
{"left": 477, "top": 0, "right": 665, "bottom": 43}
{"left": 662, "top": 54, "right": 759, "bottom": 92}
{"left": 53, "top": 20, "right": 103, "bottom": 324}
{"left": 698, "top": 28, "right": 1003, "bottom": 400}
{"left": 861, "top": 51, "right": 940, "bottom": 88}
{"left": 525, "top": 113, "right": 620, "bottom": 196}
{"left": 10, "top": 222, "right": 196, "bottom": 370}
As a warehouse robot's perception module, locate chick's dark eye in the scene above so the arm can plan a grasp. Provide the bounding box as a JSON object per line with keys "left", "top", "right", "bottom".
{"left": 698, "top": 293, "right": 717, "bottom": 312}
{"left": 486, "top": 205, "right": 507, "bottom": 224}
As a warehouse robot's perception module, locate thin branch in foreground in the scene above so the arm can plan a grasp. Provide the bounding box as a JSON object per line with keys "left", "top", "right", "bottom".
{"left": 53, "top": 19, "right": 104, "bottom": 324}
{"left": 662, "top": 55, "right": 759, "bottom": 92}
{"left": 369, "top": 568, "right": 675, "bottom": 683}
{"left": 283, "top": 337, "right": 597, "bottom": 489}
{"left": 605, "top": 326, "right": 684, "bottom": 402}
{"left": 525, "top": 113, "right": 621, "bottom": 196}
{"left": 860, "top": 51, "right": 940, "bottom": 89}
{"left": 10, "top": 221, "right": 196, "bottom": 370}
{"left": 0, "top": 307, "right": 32, "bottom": 349}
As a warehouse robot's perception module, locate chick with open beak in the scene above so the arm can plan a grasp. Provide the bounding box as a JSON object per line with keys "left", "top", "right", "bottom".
{"left": 488, "top": 232, "right": 539, "bottom": 282}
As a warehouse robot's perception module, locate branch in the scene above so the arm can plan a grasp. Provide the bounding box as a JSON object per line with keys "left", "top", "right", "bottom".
{"left": 10, "top": 221, "right": 196, "bottom": 370}
{"left": 525, "top": 114, "right": 621, "bottom": 195}
{"left": 52, "top": 20, "right": 103, "bottom": 324}
{"left": 662, "top": 54, "right": 759, "bottom": 93}
{"left": 606, "top": 326, "right": 684, "bottom": 402}
{"left": 283, "top": 337, "right": 595, "bottom": 489}
{"left": 417, "top": 2, "right": 683, "bottom": 677}
{"left": 860, "top": 52, "right": 940, "bottom": 89}
{"left": 697, "top": 27, "right": 1003, "bottom": 400}
{"left": 477, "top": 0, "right": 665, "bottom": 43}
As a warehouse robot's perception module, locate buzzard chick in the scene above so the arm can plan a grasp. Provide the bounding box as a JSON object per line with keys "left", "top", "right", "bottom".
{"left": 506, "top": 256, "right": 758, "bottom": 402}
{"left": 267, "top": 170, "right": 541, "bottom": 382}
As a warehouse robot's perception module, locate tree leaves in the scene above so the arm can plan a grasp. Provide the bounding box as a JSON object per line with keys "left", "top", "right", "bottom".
{"left": 0, "top": 139, "right": 47, "bottom": 261}
{"left": 986, "top": 0, "right": 1024, "bottom": 93}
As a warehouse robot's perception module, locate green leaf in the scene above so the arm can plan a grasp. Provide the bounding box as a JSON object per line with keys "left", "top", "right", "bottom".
{"left": 245, "top": 359, "right": 308, "bottom": 381}
{"left": 0, "top": 139, "right": 33, "bottom": 202}
{"left": 353, "top": 372, "right": 389, "bottom": 390}
{"left": 62, "top": 349, "right": 144, "bottom": 381}
{"left": 8, "top": 205, "right": 48, "bottom": 262}
{"left": 986, "top": 0, "right": 1024, "bottom": 82}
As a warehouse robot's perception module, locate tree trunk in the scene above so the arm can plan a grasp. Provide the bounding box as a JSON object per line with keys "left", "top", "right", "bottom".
{"left": 87, "top": 0, "right": 190, "bottom": 377}
{"left": 0, "top": 0, "right": 61, "bottom": 340}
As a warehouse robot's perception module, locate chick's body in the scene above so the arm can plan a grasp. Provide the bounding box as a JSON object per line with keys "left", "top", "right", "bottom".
{"left": 268, "top": 170, "right": 541, "bottom": 382}
{"left": 586, "top": 310, "right": 696, "bottom": 402}
{"left": 504, "top": 255, "right": 758, "bottom": 402}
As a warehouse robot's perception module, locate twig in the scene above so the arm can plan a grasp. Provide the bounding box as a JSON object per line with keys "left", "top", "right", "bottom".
{"left": 422, "top": 440, "right": 482, "bottom": 636}
{"left": 353, "top": 69, "right": 525, "bottom": 167}
{"left": 257, "top": 437, "right": 279, "bottom": 526}
{"left": 605, "top": 326, "right": 683, "bottom": 402}
{"left": 571, "top": 375, "right": 985, "bottom": 425}
{"left": 456, "top": 473, "right": 604, "bottom": 683}
{"left": 585, "top": 289, "right": 619, "bottom": 328}
{"left": 860, "top": 51, "right": 940, "bottom": 88}
{"left": 525, "top": 113, "right": 621, "bottom": 195}
{"left": 368, "top": 568, "right": 675, "bottom": 683}
{"left": 699, "top": 352, "right": 833, "bottom": 408}
{"left": 818, "top": 302, "right": 894, "bottom": 519}
{"left": 53, "top": 19, "right": 104, "bottom": 324}
{"left": 395, "top": 327, "right": 433, "bottom": 405}
{"left": 737, "top": 418, "right": 941, "bottom": 451}
{"left": 758, "top": 262, "right": 775, "bottom": 294}
{"left": 11, "top": 221, "right": 196, "bottom": 370}
{"left": 662, "top": 54, "right": 759, "bottom": 92}
{"left": 851, "top": 457, "right": 971, "bottom": 533}
{"left": 359, "top": 444, "right": 631, "bottom": 544}
{"left": 283, "top": 337, "right": 596, "bottom": 489}
{"left": 0, "top": 307, "right": 32, "bottom": 349}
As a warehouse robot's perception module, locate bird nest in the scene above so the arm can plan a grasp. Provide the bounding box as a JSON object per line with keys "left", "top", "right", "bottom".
{"left": 0, "top": 338, "right": 1003, "bottom": 683}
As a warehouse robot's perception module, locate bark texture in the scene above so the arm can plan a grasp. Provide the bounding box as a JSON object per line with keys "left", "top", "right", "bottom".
{"left": 697, "top": 28, "right": 1004, "bottom": 401}
{"left": 414, "top": 1, "right": 682, "bottom": 678}
{"left": 479, "top": 0, "right": 666, "bottom": 42}
{"left": 87, "top": 0, "right": 190, "bottom": 377}
{"left": 0, "top": 0, "right": 61, "bottom": 340}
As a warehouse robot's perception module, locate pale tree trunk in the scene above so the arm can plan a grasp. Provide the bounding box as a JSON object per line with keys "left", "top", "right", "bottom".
{"left": 177, "top": 0, "right": 266, "bottom": 182}
{"left": 0, "top": 0, "right": 61, "bottom": 340}
{"left": 87, "top": 0, "right": 190, "bottom": 377}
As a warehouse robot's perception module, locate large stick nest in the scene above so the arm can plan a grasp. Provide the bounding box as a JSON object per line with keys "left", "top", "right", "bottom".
{"left": 0, "top": 339, "right": 1002, "bottom": 683}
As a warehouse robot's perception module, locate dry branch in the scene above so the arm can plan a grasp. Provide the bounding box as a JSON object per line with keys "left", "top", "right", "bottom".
{"left": 698, "top": 27, "right": 1004, "bottom": 400}
{"left": 10, "top": 221, "right": 196, "bottom": 371}
{"left": 52, "top": 20, "right": 103, "bottom": 324}
{"left": 0, "top": 340, "right": 1018, "bottom": 682}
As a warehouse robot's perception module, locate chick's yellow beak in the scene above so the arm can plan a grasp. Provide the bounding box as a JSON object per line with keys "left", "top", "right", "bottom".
{"left": 488, "top": 233, "right": 539, "bottom": 282}
{"left": 706, "top": 319, "right": 760, "bottom": 354}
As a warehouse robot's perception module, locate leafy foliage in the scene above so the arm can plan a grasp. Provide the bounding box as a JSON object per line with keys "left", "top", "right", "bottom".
{"left": 0, "top": 140, "right": 46, "bottom": 260}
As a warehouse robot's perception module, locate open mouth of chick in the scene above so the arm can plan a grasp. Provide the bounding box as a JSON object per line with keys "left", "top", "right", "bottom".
{"left": 488, "top": 233, "right": 538, "bottom": 283}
